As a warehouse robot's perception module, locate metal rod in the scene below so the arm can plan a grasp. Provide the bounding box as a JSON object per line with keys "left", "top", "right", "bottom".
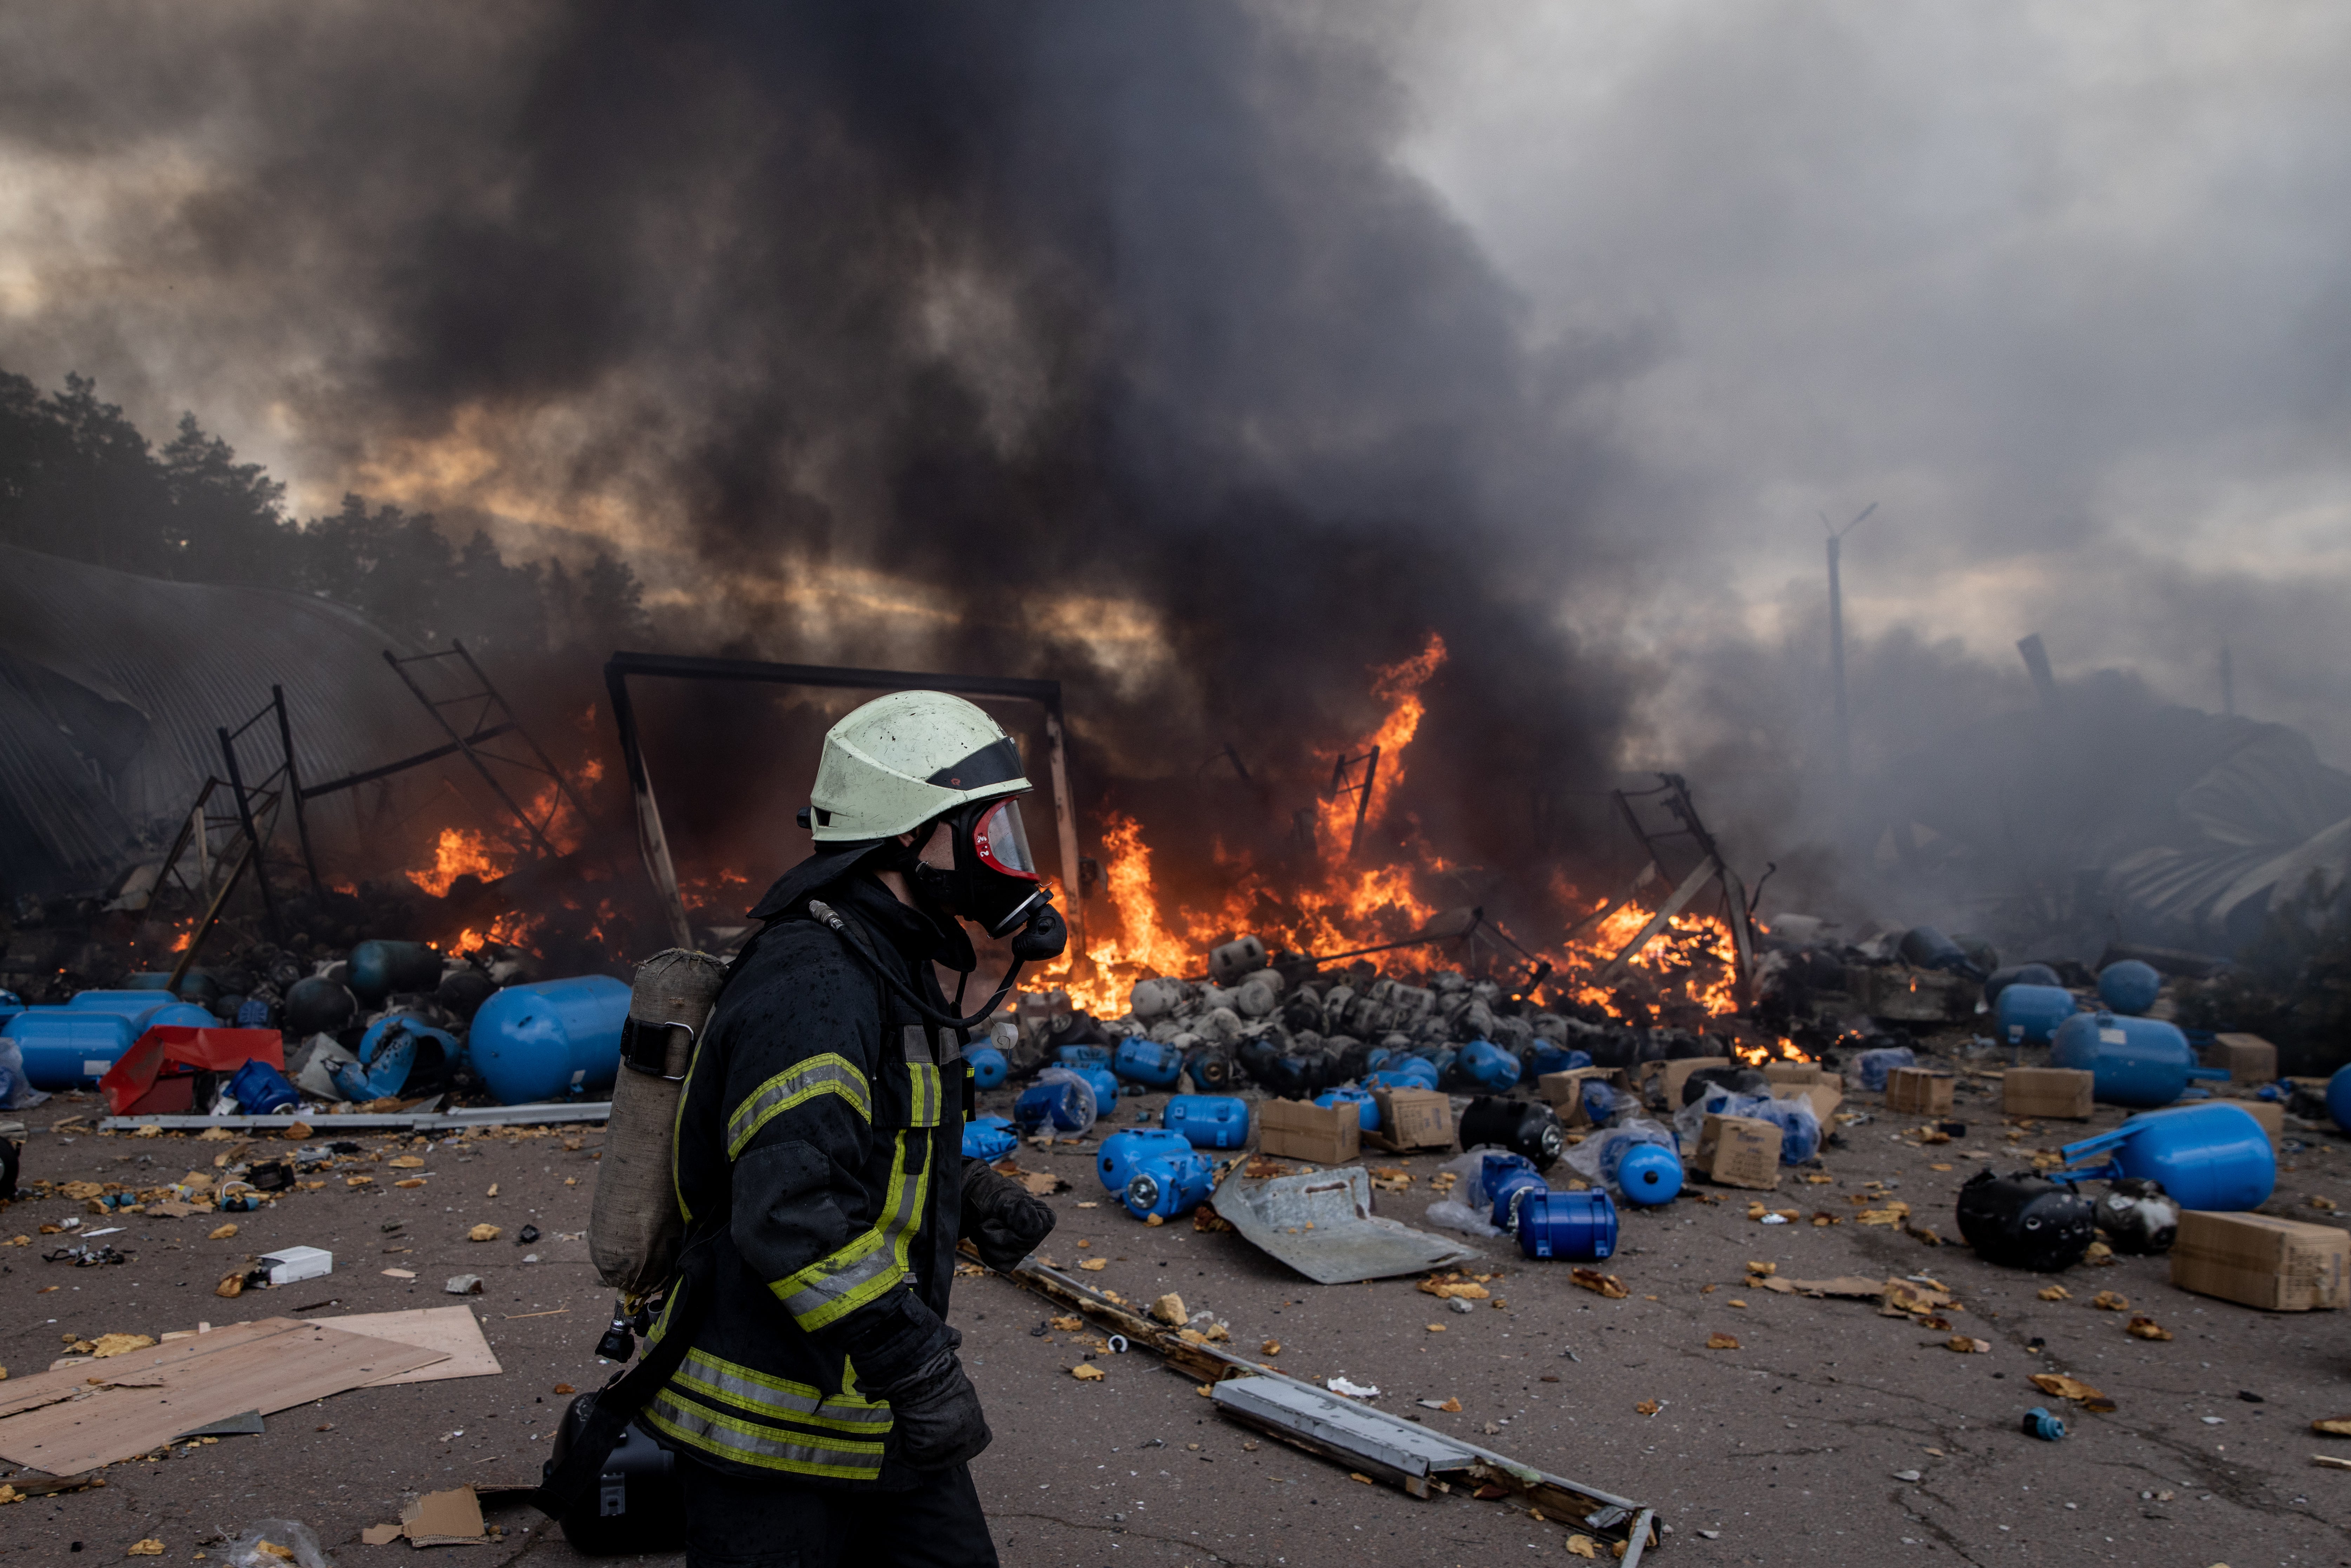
{"left": 271, "top": 685, "right": 321, "bottom": 891}
{"left": 167, "top": 835, "right": 254, "bottom": 989}
{"left": 216, "top": 724, "right": 281, "bottom": 943}
{"left": 382, "top": 649, "right": 560, "bottom": 859}
{"left": 605, "top": 658, "right": 694, "bottom": 950}
{"left": 1348, "top": 745, "right": 1380, "bottom": 856}
{"left": 1593, "top": 857, "right": 1717, "bottom": 983}
{"left": 300, "top": 722, "right": 516, "bottom": 799}
{"left": 1041, "top": 701, "right": 1088, "bottom": 965}
{"left": 451, "top": 640, "right": 598, "bottom": 843}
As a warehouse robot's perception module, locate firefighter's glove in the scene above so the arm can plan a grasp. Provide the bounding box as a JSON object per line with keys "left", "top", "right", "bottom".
{"left": 880, "top": 1343, "right": 992, "bottom": 1469}
{"left": 962, "top": 1159, "right": 1055, "bottom": 1271}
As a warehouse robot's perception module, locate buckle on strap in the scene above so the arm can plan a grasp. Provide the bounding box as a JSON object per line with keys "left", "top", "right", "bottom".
{"left": 621, "top": 1016, "right": 698, "bottom": 1080}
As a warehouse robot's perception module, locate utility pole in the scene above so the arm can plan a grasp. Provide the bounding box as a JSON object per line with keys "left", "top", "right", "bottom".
{"left": 1822, "top": 502, "right": 1876, "bottom": 796}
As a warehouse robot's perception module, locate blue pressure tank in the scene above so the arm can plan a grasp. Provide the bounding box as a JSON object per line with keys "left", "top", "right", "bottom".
{"left": 1075, "top": 1065, "right": 1122, "bottom": 1110}
{"left": 1313, "top": 1086, "right": 1380, "bottom": 1132}
{"left": 2051, "top": 1011, "right": 2231, "bottom": 1108}
{"left": 1445, "top": 1039, "right": 1522, "bottom": 1094}
{"left": 2096, "top": 960, "right": 2162, "bottom": 1016}
{"left": 1853, "top": 1046, "right": 1916, "bottom": 1091}
{"left": 1524, "top": 1043, "right": 1593, "bottom": 1079}
{"left": 67, "top": 989, "right": 179, "bottom": 1016}
{"left": 1515, "top": 1188, "right": 1618, "bottom": 1261}
{"left": 962, "top": 1115, "right": 1019, "bottom": 1161}
{"left": 1612, "top": 1142, "right": 1685, "bottom": 1206}
{"left": 1163, "top": 1094, "right": 1250, "bottom": 1149}
{"left": 2, "top": 1008, "right": 136, "bottom": 1089}
{"left": 1996, "top": 984, "right": 2079, "bottom": 1046}
{"left": 1579, "top": 1081, "right": 1624, "bottom": 1126}
{"left": 1367, "top": 1059, "right": 1440, "bottom": 1092}
{"left": 1098, "top": 1128, "right": 1194, "bottom": 1192}
{"left": 1054, "top": 1044, "right": 1110, "bottom": 1069}
{"left": 359, "top": 1010, "right": 460, "bottom": 1064}
{"left": 2059, "top": 1102, "right": 2276, "bottom": 1211}
{"left": 1485, "top": 1159, "right": 1550, "bottom": 1229}
{"left": 1014, "top": 1077, "right": 1090, "bottom": 1134}
{"left": 1112, "top": 1036, "right": 1185, "bottom": 1088}
{"left": 2330, "top": 1063, "right": 2351, "bottom": 1133}
{"left": 465, "top": 974, "right": 630, "bottom": 1104}
{"left": 347, "top": 940, "right": 444, "bottom": 1005}
{"left": 965, "top": 1045, "right": 1007, "bottom": 1091}
{"left": 1123, "top": 1148, "right": 1215, "bottom": 1220}
{"left": 1982, "top": 963, "right": 2062, "bottom": 1006}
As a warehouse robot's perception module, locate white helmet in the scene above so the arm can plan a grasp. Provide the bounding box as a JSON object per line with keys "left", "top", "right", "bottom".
{"left": 806, "top": 690, "right": 1032, "bottom": 842}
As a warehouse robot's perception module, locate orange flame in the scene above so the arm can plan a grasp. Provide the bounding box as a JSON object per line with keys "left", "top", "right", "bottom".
{"left": 407, "top": 826, "right": 511, "bottom": 897}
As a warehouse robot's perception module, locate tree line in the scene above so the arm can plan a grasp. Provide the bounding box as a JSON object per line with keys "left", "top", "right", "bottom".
{"left": 0, "top": 367, "right": 650, "bottom": 656}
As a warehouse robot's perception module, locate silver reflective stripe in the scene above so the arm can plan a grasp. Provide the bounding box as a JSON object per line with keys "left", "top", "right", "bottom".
{"left": 644, "top": 1390, "right": 883, "bottom": 1480}
{"left": 726, "top": 1052, "right": 871, "bottom": 1157}
{"left": 902, "top": 1025, "right": 933, "bottom": 1065}
{"left": 677, "top": 1350, "right": 891, "bottom": 1430}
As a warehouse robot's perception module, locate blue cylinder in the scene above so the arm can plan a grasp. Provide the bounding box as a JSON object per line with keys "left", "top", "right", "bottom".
{"left": 465, "top": 974, "right": 630, "bottom": 1104}
{"left": 1515, "top": 1188, "right": 1619, "bottom": 1260}
{"left": 1488, "top": 1164, "right": 1550, "bottom": 1229}
{"left": 1982, "top": 962, "right": 2062, "bottom": 1006}
{"left": 1123, "top": 1149, "right": 1215, "bottom": 1220}
{"left": 3, "top": 1009, "right": 136, "bottom": 1089}
{"left": 1163, "top": 1094, "right": 1250, "bottom": 1149}
{"left": 1579, "top": 1081, "right": 1623, "bottom": 1126}
{"left": 962, "top": 1115, "right": 1019, "bottom": 1161}
{"left": 1996, "top": 984, "right": 2079, "bottom": 1046}
{"left": 1612, "top": 1142, "right": 1685, "bottom": 1206}
{"left": 2051, "top": 1011, "right": 2231, "bottom": 1108}
{"left": 2059, "top": 1102, "right": 2275, "bottom": 1211}
{"left": 67, "top": 989, "right": 179, "bottom": 1015}
{"left": 1098, "top": 1128, "right": 1195, "bottom": 1191}
{"left": 347, "top": 940, "right": 444, "bottom": 1004}
{"left": 966, "top": 1045, "right": 1008, "bottom": 1091}
{"left": 1075, "top": 1065, "right": 1122, "bottom": 1109}
{"left": 1447, "top": 1039, "right": 1522, "bottom": 1093}
{"left": 1313, "top": 1086, "right": 1380, "bottom": 1131}
{"left": 146, "top": 1002, "right": 221, "bottom": 1031}
{"left": 1014, "top": 1078, "right": 1089, "bottom": 1134}
{"left": 1368, "top": 1059, "right": 1439, "bottom": 1092}
{"left": 359, "top": 1010, "right": 459, "bottom": 1063}
{"left": 1525, "top": 1043, "right": 1593, "bottom": 1079}
{"left": 2330, "top": 1064, "right": 2351, "bottom": 1133}
{"left": 1113, "top": 1036, "right": 1185, "bottom": 1087}
{"left": 2095, "top": 960, "right": 2162, "bottom": 1015}
{"left": 1854, "top": 1046, "right": 1916, "bottom": 1091}
{"left": 1055, "top": 1044, "right": 1110, "bottom": 1069}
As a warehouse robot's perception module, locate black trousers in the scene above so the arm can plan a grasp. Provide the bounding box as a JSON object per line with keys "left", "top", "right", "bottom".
{"left": 678, "top": 1455, "right": 1000, "bottom": 1568}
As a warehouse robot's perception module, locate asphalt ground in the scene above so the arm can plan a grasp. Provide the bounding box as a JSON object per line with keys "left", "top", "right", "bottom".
{"left": 1, "top": 1075, "right": 2346, "bottom": 1568}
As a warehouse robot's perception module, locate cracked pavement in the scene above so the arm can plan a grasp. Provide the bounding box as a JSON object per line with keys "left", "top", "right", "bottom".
{"left": 2, "top": 1071, "right": 2347, "bottom": 1567}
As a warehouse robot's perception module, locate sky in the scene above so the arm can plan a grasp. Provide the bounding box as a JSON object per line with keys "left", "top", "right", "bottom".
{"left": 6, "top": 0, "right": 2351, "bottom": 785}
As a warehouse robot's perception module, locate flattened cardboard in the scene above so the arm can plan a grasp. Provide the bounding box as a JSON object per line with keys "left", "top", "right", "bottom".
{"left": 2169, "top": 1210, "right": 2349, "bottom": 1311}
{"left": 1365, "top": 1087, "right": 1454, "bottom": 1153}
{"left": 400, "top": 1485, "right": 486, "bottom": 1546}
{"left": 1884, "top": 1067, "right": 1955, "bottom": 1116}
{"left": 1770, "top": 1081, "right": 1843, "bottom": 1124}
{"left": 2210, "top": 1033, "right": 2278, "bottom": 1085}
{"left": 1258, "top": 1098, "right": 1361, "bottom": 1165}
{"left": 313, "top": 1305, "right": 503, "bottom": 1386}
{"left": 2002, "top": 1068, "right": 2093, "bottom": 1120}
{"left": 1696, "top": 1113, "right": 1782, "bottom": 1190}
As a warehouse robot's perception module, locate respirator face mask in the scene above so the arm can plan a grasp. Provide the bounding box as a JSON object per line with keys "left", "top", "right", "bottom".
{"left": 910, "top": 797, "right": 1056, "bottom": 941}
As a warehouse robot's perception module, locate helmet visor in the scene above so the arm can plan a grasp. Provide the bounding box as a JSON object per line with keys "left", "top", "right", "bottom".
{"left": 972, "top": 799, "right": 1041, "bottom": 881}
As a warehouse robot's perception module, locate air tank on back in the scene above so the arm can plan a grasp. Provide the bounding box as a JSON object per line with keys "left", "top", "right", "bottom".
{"left": 466, "top": 974, "right": 631, "bottom": 1104}
{"left": 2050, "top": 1010, "right": 2231, "bottom": 1108}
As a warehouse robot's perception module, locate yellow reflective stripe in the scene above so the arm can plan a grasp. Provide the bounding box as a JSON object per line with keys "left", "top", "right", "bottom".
{"left": 908, "top": 1061, "right": 941, "bottom": 1127}
{"left": 772, "top": 1130, "right": 929, "bottom": 1330}
{"left": 646, "top": 1288, "right": 679, "bottom": 1347}
{"left": 677, "top": 1348, "right": 891, "bottom": 1432}
{"left": 727, "top": 1053, "right": 872, "bottom": 1158}
{"left": 644, "top": 1389, "right": 883, "bottom": 1480}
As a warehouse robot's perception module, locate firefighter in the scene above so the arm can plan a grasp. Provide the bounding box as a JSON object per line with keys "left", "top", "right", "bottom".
{"left": 650, "top": 691, "right": 1065, "bottom": 1566}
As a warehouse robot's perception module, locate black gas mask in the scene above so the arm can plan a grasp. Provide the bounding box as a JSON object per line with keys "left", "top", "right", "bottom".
{"left": 905, "top": 797, "right": 1067, "bottom": 960}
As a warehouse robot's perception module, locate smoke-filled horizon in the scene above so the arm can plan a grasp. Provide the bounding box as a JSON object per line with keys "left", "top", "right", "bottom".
{"left": 6, "top": 1, "right": 2351, "bottom": 948}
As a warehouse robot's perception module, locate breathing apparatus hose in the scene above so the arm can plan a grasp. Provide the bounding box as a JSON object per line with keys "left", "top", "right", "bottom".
{"left": 806, "top": 898, "right": 1028, "bottom": 1033}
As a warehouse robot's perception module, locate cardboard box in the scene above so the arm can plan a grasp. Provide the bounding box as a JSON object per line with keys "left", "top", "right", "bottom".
{"left": 1537, "top": 1067, "right": 1628, "bottom": 1127}
{"left": 1884, "top": 1067, "right": 1955, "bottom": 1116}
{"left": 1771, "top": 1081, "right": 1843, "bottom": 1124}
{"left": 1258, "top": 1097, "right": 1361, "bottom": 1165}
{"left": 1695, "top": 1113, "right": 1782, "bottom": 1190}
{"left": 1367, "top": 1087, "right": 1455, "bottom": 1153}
{"left": 2169, "top": 1210, "right": 2349, "bottom": 1311}
{"left": 260, "top": 1246, "right": 333, "bottom": 1286}
{"left": 2002, "top": 1067, "right": 2093, "bottom": 1120}
{"left": 2238, "top": 1096, "right": 2285, "bottom": 1155}
{"left": 1656, "top": 1056, "right": 1732, "bottom": 1110}
{"left": 1764, "top": 1062, "right": 1838, "bottom": 1088}
{"left": 2210, "top": 1033, "right": 2278, "bottom": 1085}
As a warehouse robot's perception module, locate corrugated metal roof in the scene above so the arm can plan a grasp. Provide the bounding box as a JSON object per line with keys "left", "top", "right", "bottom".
{"left": 0, "top": 542, "right": 448, "bottom": 892}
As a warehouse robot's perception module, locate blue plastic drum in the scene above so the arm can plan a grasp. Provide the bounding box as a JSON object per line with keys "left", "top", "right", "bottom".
{"left": 2, "top": 1009, "right": 135, "bottom": 1089}
{"left": 466, "top": 974, "right": 630, "bottom": 1103}
{"left": 1163, "top": 1094, "right": 1250, "bottom": 1149}
{"left": 1515, "top": 1188, "right": 1619, "bottom": 1260}
{"left": 1996, "top": 984, "right": 2079, "bottom": 1046}
{"left": 1113, "top": 1036, "right": 1185, "bottom": 1087}
{"left": 2052, "top": 1011, "right": 2231, "bottom": 1108}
